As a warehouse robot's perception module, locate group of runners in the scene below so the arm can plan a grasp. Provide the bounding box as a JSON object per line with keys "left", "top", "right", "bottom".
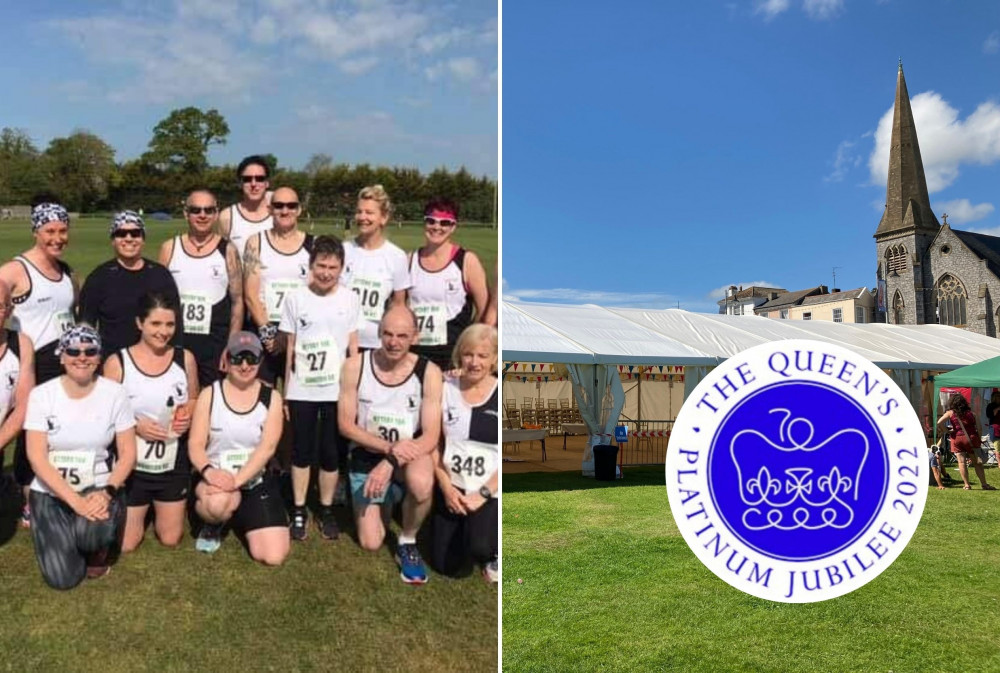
{"left": 0, "top": 155, "right": 500, "bottom": 590}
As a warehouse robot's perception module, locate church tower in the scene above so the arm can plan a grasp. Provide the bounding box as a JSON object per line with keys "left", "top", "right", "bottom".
{"left": 874, "top": 61, "right": 940, "bottom": 324}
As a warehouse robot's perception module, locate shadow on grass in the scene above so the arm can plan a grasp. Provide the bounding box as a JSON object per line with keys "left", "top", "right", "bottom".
{"left": 503, "top": 466, "right": 664, "bottom": 493}
{"left": 0, "top": 478, "right": 21, "bottom": 548}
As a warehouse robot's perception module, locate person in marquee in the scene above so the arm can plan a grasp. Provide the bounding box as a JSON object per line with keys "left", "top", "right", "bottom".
{"left": 78, "top": 211, "right": 181, "bottom": 358}
{"left": 159, "top": 189, "right": 243, "bottom": 387}
{"left": 0, "top": 202, "right": 78, "bottom": 527}
{"left": 217, "top": 155, "right": 274, "bottom": 260}
{"left": 338, "top": 304, "right": 442, "bottom": 584}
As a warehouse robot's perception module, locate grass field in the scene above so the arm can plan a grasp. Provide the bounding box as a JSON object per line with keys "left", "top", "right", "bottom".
{"left": 502, "top": 465, "right": 1000, "bottom": 673}
{"left": 0, "top": 216, "right": 498, "bottom": 673}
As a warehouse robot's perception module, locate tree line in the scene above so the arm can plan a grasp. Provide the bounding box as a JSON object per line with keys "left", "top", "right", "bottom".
{"left": 0, "top": 107, "right": 497, "bottom": 222}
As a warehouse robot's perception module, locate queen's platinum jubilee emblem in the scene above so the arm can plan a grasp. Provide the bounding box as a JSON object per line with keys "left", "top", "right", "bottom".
{"left": 665, "top": 340, "right": 928, "bottom": 602}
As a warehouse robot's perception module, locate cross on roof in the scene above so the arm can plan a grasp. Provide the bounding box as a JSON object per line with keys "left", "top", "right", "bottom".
{"left": 942, "top": 213, "right": 948, "bottom": 225}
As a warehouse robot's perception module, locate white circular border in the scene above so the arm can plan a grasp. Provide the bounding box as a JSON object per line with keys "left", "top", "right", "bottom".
{"left": 665, "top": 340, "right": 929, "bottom": 603}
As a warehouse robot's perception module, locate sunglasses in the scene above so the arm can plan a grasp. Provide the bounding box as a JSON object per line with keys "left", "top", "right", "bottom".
{"left": 271, "top": 201, "right": 299, "bottom": 211}
{"left": 64, "top": 347, "right": 100, "bottom": 358}
{"left": 424, "top": 217, "right": 457, "bottom": 227}
{"left": 229, "top": 352, "right": 261, "bottom": 366}
{"left": 241, "top": 175, "right": 268, "bottom": 184}
{"left": 112, "top": 229, "right": 144, "bottom": 239}
{"left": 186, "top": 206, "right": 218, "bottom": 215}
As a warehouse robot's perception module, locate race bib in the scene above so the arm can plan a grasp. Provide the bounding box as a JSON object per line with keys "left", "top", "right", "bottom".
{"left": 219, "top": 448, "right": 262, "bottom": 489}
{"left": 413, "top": 303, "right": 447, "bottom": 346}
{"left": 350, "top": 277, "right": 385, "bottom": 322}
{"left": 49, "top": 450, "right": 96, "bottom": 492}
{"left": 366, "top": 409, "right": 414, "bottom": 443}
{"left": 137, "top": 437, "right": 179, "bottom": 474}
{"left": 295, "top": 337, "right": 340, "bottom": 387}
{"left": 443, "top": 438, "right": 497, "bottom": 492}
{"left": 54, "top": 310, "right": 74, "bottom": 336}
{"left": 180, "top": 291, "right": 212, "bottom": 335}
{"left": 265, "top": 279, "right": 303, "bottom": 323}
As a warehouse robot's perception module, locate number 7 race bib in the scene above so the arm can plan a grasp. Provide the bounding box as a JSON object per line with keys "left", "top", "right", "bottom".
{"left": 443, "top": 438, "right": 497, "bottom": 492}
{"left": 265, "top": 279, "right": 303, "bottom": 323}
{"left": 218, "top": 448, "right": 262, "bottom": 490}
{"left": 49, "top": 450, "right": 96, "bottom": 492}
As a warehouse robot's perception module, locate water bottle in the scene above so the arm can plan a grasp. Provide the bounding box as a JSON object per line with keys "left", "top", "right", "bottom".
{"left": 157, "top": 396, "right": 176, "bottom": 439}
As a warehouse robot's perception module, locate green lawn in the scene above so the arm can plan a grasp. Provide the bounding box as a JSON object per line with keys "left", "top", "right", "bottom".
{"left": 502, "top": 465, "right": 1000, "bottom": 673}
{"left": 0, "top": 215, "right": 498, "bottom": 672}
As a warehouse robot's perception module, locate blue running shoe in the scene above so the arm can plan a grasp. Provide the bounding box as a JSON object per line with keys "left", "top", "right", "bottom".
{"left": 395, "top": 543, "right": 428, "bottom": 585}
{"left": 196, "top": 523, "right": 223, "bottom": 554}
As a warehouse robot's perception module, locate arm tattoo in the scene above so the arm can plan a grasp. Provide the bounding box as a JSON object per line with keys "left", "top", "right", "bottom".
{"left": 242, "top": 238, "right": 260, "bottom": 279}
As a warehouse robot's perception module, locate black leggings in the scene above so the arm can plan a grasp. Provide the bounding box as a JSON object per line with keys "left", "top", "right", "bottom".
{"left": 430, "top": 486, "right": 498, "bottom": 578}
{"left": 287, "top": 400, "right": 346, "bottom": 472}
{"left": 29, "top": 488, "right": 125, "bottom": 590}
{"left": 14, "top": 342, "right": 62, "bottom": 486}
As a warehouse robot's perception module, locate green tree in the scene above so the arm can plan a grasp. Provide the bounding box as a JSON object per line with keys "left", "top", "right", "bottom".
{"left": 44, "top": 130, "right": 117, "bottom": 212}
{"left": 0, "top": 128, "right": 48, "bottom": 205}
{"left": 303, "top": 153, "right": 332, "bottom": 176}
{"left": 143, "top": 107, "right": 229, "bottom": 173}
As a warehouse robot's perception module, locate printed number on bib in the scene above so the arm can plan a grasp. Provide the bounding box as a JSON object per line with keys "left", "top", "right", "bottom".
{"left": 49, "top": 451, "right": 96, "bottom": 492}
{"left": 265, "top": 279, "right": 303, "bottom": 322}
{"left": 444, "top": 438, "right": 497, "bottom": 492}
{"left": 350, "top": 277, "right": 385, "bottom": 322}
{"left": 137, "top": 438, "right": 179, "bottom": 474}
{"left": 295, "top": 337, "right": 340, "bottom": 387}
{"left": 413, "top": 304, "right": 447, "bottom": 346}
{"left": 219, "top": 449, "right": 262, "bottom": 489}
{"left": 367, "top": 410, "right": 414, "bottom": 443}
{"left": 180, "top": 291, "right": 212, "bottom": 335}
{"left": 54, "top": 310, "right": 74, "bottom": 336}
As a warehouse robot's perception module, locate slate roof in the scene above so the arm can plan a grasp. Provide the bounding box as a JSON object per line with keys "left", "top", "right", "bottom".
{"left": 755, "top": 286, "right": 827, "bottom": 311}
{"left": 952, "top": 230, "right": 1000, "bottom": 280}
{"left": 800, "top": 287, "right": 870, "bottom": 306}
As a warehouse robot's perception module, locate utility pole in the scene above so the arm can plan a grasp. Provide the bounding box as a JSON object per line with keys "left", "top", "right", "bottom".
{"left": 832, "top": 266, "right": 842, "bottom": 289}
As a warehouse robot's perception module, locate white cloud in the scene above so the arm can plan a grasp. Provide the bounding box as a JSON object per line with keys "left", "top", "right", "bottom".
{"left": 984, "top": 31, "right": 1000, "bottom": 55}
{"left": 754, "top": 0, "right": 791, "bottom": 20}
{"left": 803, "top": 0, "right": 843, "bottom": 20}
{"left": 250, "top": 15, "right": 280, "bottom": 44}
{"left": 869, "top": 91, "right": 1000, "bottom": 193}
{"left": 933, "top": 199, "right": 995, "bottom": 224}
{"left": 340, "top": 57, "right": 379, "bottom": 74}
{"left": 825, "top": 139, "right": 861, "bottom": 182}
{"left": 967, "top": 225, "right": 1000, "bottom": 236}
{"left": 505, "top": 287, "right": 681, "bottom": 307}
{"left": 426, "top": 56, "right": 482, "bottom": 82}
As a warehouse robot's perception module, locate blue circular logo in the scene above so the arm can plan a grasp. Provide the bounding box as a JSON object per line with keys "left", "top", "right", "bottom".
{"left": 708, "top": 381, "right": 888, "bottom": 562}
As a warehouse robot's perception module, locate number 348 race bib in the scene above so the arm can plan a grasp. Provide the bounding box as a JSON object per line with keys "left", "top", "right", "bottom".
{"left": 665, "top": 340, "right": 927, "bottom": 603}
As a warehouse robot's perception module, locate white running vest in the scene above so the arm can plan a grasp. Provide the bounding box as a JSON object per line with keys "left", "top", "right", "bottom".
{"left": 441, "top": 378, "right": 499, "bottom": 492}
{"left": 10, "top": 256, "right": 74, "bottom": 350}
{"left": 342, "top": 240, "right": 411, "bottom": 349}
{"left": 120, "top": 348, "right": 190, "bottom": 475}
{"left": 167, "top": 237, "right": 229, "bottom": 337}
{"left": 257, "top": 231, "right": 312, "bottom": 323}
{"left": 279, "top": 284, "right": 361, "bottom": 402}
{"left": 206, "top": 381, "right": 271, "bottom": 486}
{"left": 408, "top": 249, "right": 470, "bottom": 347}
{"left": 228, "top": 204, "right": 272, "bottom": 260}
{"left": 0, "top": 331, "right": 22, "bottom": 421}
{"left": 354, "top": 351, "right": 425, "bottom": 447}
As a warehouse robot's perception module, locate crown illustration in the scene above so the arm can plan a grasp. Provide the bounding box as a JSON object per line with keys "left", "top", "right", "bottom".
{"left": 728, "top": 409, "right": 869, "bottom": 532}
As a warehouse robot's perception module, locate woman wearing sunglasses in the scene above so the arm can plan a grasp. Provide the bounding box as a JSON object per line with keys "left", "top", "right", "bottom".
{"left": 278, "top": 235, "right": 360, "bottom": 541}
{"left": 0, "top": 202, "right": 79, "bottom": 527}
{"left": 24, "top": 325, "right": 137, "bottom": 589}
{"left": 242, "top": 186, "right": 313, "bottom": 385}
{"left": 341, "top": 185, "right": 411, "bottom": 351}
{"left": 407, "top": 199, "right": 489, "bottom": 370}
{"left": 187, "top": 331, "right": 289, "bottom": 564}
{"left": 102, "top": 292, "right": 199, "bottom": 552}
{"left": 79, "top": 211, "right": 181, "bottom": 358}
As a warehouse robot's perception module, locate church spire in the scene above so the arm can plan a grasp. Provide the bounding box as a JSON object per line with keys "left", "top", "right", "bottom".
{"left": 874, "top": 63, "right": 939, "bottom": 239}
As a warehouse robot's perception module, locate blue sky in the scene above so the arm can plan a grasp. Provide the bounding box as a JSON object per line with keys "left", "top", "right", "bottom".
{"left": 503, "top": 0, "right": 1000, "bottom": 313}
{"left": 1, "top": 0, "right": 497, "bottom": 176}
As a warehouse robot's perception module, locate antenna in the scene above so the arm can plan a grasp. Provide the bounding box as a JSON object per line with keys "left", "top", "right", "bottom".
{"left": 832, "top": 266, "right": 842, "bottom": 289}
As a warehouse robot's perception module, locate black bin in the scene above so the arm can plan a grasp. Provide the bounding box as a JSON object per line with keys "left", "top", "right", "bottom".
{"left": 593, "top": 444, "right": 619, "bottom": 481}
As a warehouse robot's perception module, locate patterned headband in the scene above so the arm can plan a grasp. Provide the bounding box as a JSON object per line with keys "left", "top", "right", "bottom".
{"left": 55, "top": 324, "right": 101, "bottom": 356}
{"left": 31, "top": 203, "right": 70, "bottom": 232}
{"left": 110, "top": 210, "right": 145, "bottom": 236}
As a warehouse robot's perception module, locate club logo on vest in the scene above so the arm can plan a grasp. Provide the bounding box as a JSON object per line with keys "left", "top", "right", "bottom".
{"left": 4, "top": 372, "right": 15, "bottom": 390}
{"left": 665, "top": 340, "right": 927, "bottom": 603}
{"left": 45, "top": 415, "right": 61, "bottom": 434}
{"left": 298, "top": 264, "right": 308, "bottom": 278}
{"left": 211, "top": 265, "right": 223, "bottom": 279}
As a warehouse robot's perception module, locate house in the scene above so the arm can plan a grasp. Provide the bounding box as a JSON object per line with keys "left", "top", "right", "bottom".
{"left": 717, "top": 285, "right": 787, "bottom": 316}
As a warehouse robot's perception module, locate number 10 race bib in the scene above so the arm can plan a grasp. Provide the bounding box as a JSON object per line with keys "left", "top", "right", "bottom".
{"left": 49, "top": 450, "right": 96, "bottom": 492}
{"left": 444, "top": 438, "right": 497, "bottom": 492}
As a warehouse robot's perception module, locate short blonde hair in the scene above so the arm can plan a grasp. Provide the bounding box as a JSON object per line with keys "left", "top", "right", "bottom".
{"left": 357, "top": 184, "right": 393, "bottom": 218}
{"left": 452, "top": 324, "right": 498, "bottom": 373}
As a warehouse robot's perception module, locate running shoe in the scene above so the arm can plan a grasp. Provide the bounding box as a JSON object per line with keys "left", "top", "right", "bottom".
{"left": 483, "top": 559, "right": 499, "bottom": 584}
{"left": 290, "top": 507, "right": 308, "bottom": 541}
{"left": 395, "top": 543, "right": 428, "bottom": 585}
{"left": 318, "top": 507, "right": 340, "bottom": 540}
{"left": 19, "top": 503, "right": 30, "bottom": 529}
{"left": 195, "top": 523, "right": 223, "bottom": 553}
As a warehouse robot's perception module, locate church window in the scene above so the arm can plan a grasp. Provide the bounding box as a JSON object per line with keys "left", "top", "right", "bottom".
{"left": 892, "top": 291, "right": 904, "bottom": 325}
{"left": 886, "top": 245, "right": 908, "bottom": 274}
{"left": 936, "top": 274, "right": 967, "bottom": 327}
{"left": 940, "top": 245, "right": 951, "bottom": 255}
